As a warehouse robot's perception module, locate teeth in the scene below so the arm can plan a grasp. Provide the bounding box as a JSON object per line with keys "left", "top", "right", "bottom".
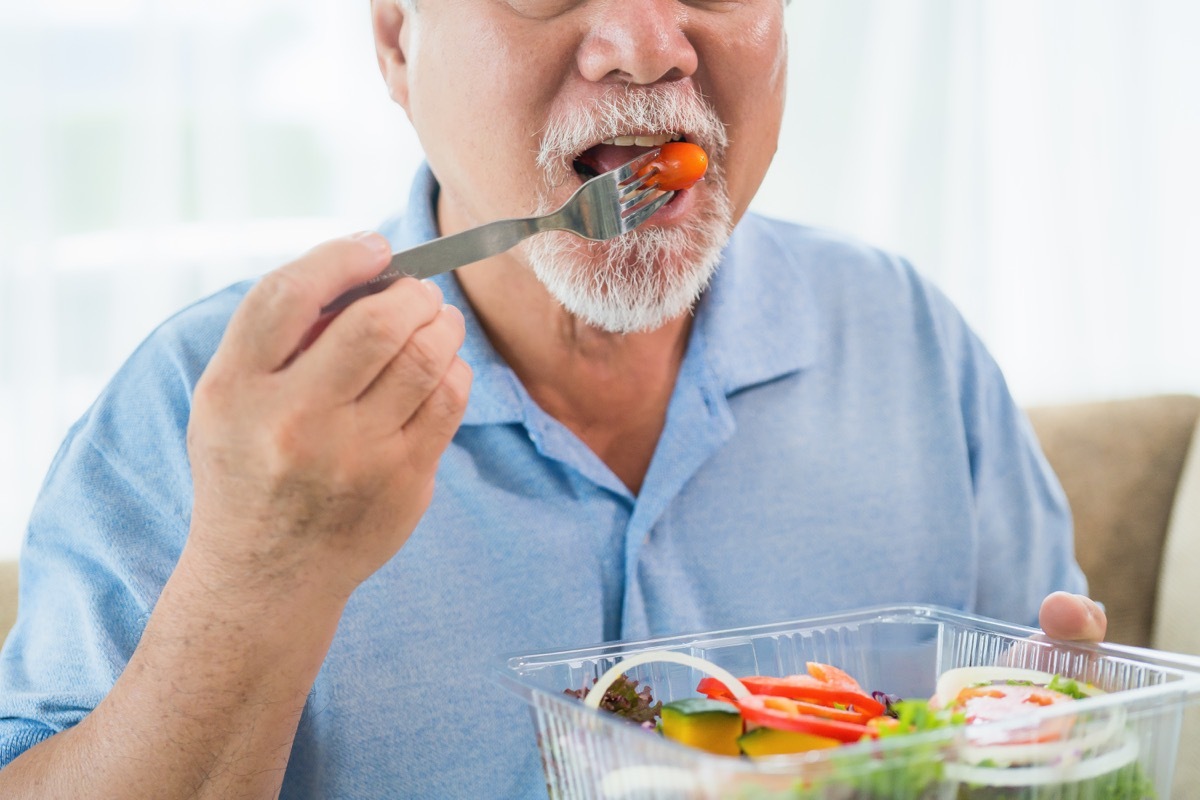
{"left": 600, "top": 132, "right": 682, "bottom": 147}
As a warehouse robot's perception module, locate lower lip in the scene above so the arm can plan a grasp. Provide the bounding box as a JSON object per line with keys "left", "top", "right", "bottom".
{"left": 637, "top": 185, "right": 696, "bottom": 227}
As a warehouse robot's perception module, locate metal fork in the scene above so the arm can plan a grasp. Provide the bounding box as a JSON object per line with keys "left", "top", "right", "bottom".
{"left": 321, "top": 150, "right": 673, "bottom": 315}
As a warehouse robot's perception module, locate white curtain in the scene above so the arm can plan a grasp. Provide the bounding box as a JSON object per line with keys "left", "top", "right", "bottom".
{"left": 760, "top": 0, "right": 1200, "bottom": 404}
{"left": 2, "top": 0, "right": 1198, "bottom": 557}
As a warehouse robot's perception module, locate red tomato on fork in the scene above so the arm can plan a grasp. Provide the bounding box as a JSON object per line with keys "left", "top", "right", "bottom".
{"left": 637, "top": 142, "right": 709, "bottom": 192}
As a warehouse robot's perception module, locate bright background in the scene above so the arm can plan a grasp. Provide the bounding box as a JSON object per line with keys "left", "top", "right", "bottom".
{"left": 2, "top": 0, "right": 1198, "bottom": 558}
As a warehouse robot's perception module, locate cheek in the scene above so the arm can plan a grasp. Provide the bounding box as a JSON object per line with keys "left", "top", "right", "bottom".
{"left": 409, "top": 24, "right": 578, "bottom": 222}
{"left": 730, "top": 15, "right": 788, "bottom": 136}
{"left": 711, "top": 51, "right": 786, "bottom": 216}
{"left": 417, "top": 20, "right": 572, "bottom": 141}
{"left": 412, "top": 29, "right": 516, "bottom": 136}
{"left": 410, "top": 37, "right": 525, "bottom": 197}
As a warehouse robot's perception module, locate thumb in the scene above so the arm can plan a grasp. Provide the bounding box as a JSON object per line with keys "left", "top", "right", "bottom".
{"left": 1038, "top": 591, "right": 1108, "bottom": 642}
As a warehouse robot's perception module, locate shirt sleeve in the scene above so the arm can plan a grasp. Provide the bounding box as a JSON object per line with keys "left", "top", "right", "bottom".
{"left": 0, "top": 290, "right": 231, "bottom": 768}
{"left": 921, "top": 273, "right": 1088, "bottom": 627}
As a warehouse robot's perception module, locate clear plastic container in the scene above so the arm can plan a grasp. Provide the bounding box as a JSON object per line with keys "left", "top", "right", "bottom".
{"left": 495, "top": 605, "right": 1200, "bottom": 799}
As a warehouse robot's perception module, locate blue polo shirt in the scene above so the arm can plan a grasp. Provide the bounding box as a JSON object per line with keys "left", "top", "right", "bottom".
{"left": 0, "top": 166, "right": 1085, "bottom": 797}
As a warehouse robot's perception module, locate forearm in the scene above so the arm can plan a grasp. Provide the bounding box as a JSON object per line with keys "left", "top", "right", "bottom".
{"left": 0, "top": 234, "right": 468, "bottom": 797}
{"left": 0, "top": 546, "right": 345, "bottom": 800}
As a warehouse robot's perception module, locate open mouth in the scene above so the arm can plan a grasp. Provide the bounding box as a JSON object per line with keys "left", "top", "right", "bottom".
{"left": 572, "top": 132, "right": 685, "bottom": 180}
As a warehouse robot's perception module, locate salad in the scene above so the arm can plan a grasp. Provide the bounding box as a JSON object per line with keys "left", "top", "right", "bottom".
{"left": 564, "top": 652, "right": 1151, "bottom": 799}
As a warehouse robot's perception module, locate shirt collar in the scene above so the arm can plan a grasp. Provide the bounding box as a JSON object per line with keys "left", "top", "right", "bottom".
{"left": 694, "top": 212, "right": 821, "bottom": 394}
{"left": 377, "top": 164, "right": 819, "bottom": 425}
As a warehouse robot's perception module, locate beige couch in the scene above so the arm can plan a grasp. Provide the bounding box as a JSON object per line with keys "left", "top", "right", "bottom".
{"left": 1027, "top": 394, "right": 1200, "bottom": 651}
{"left": 1027, "top": 394, "right": 1200, "bottom": 795}
{"left": 0, "top": 560, "right": 14, "bottom": 647}
{"left": 1, "top": 395, "right": 1198, "bottom": 787}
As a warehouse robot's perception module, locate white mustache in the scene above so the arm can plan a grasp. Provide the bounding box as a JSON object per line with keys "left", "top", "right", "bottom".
{"left": 537, "top": 85, "right": 728, "bottom": 173}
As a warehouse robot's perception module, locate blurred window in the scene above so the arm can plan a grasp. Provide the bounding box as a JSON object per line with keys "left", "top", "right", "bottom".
{"left": 2, "top": 0, "right": 1198, "bottom": 557}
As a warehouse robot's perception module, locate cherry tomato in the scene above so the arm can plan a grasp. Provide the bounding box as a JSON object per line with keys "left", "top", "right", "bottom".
{"left": 639, "top": 142, "right": 708, "bottom": 191}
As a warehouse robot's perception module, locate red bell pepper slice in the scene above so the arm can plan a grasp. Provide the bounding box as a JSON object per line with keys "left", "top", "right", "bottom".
{"left": 740, "top": 676, "right": 886, "bottom": 718}
{"left": 697, "top": 675, "right": 885, "bottom": 719}
{"left": 733, "top": 695, "right": 872, "bottom": 743}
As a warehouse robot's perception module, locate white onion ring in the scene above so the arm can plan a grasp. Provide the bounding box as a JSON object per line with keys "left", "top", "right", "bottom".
{"left": 959, "top": 705, "right": 1125, "bottom": 766}
{"left": 582, "top": 650, "right": 751, "bottom": 711}
{"left": 945, "top": 734, "right": 1139, "bottom": 786}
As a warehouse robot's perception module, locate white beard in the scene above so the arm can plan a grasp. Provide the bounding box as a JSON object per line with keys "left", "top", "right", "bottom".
{"left": 521, "top": 187, "right": 733, "bottom": 334}
{"left": 526, "top": 84, "right": 734, "bottom": 334}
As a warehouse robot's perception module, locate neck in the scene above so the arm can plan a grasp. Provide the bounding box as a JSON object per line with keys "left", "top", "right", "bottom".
{"left": 454, "top": 255, "right": 691, "bottom": 494}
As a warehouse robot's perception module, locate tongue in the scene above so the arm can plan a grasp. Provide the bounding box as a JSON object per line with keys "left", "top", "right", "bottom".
{"left": 577, "top": 143, "right": 658, "bottom": 175}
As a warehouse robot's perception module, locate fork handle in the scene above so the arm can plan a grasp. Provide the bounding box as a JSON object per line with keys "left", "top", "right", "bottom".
{"left": 320, "top": 215, "right": 550, "bottom": 315}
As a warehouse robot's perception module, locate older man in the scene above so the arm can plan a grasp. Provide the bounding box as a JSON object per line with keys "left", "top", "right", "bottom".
{"left": 0, "top": 1, "right": 1104, "bottom": 797}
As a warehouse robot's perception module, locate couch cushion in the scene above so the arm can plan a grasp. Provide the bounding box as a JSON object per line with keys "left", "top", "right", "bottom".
{"left": 0, "top": 560, "right": 17, "bottom": 648}
{"left": 1150, "top": 416, "right": 1200, "bottom": 800}
{"left": 1027, "top": 394, "right": 1200, "bottom": 647}
{"left": 1154, "top": 411, "right": 1200, "bottom": 654}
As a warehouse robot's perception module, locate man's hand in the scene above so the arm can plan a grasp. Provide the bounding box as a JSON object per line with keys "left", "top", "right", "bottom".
{"left": 0, "top": 233, "right": 472, "bottom": 799}
{"left": 1039, "top": 591, "right": 1108, "bottom": 642}
{"left": 186, "top": 231, "right": 472, "bottom": 601}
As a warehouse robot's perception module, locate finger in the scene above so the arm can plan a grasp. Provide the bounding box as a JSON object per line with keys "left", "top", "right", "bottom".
{"left": 218, "top": 233, "right": 392, "bottom": 372}
{"left": 356, "top": 302, "right": 467, "bottom": 428}
{"left": 293, "top": 278, "right": 444, "bottom": 403}
{"left": 1038, "top": 591, "right": 1108, "bottom": 642}
{"left": 400, "top": 355, "right": 473, "bottom": 470}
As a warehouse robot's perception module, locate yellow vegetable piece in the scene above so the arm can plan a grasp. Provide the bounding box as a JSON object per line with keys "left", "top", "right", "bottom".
{"left": 763, "top": 696, "right": 803, "bottom": 714}
{"left": 737, "top": 726, "right": 842, "bottom": 758}
{"left": 661, "top": 698, "right": 743, "bottom": 757}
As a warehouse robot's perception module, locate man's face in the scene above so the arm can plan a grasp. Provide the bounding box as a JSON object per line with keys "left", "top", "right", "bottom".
{"left": 378, "top": 0, "right": 788, "bottom": 332}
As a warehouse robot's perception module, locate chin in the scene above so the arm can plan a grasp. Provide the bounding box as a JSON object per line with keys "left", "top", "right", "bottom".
{"left": 522, "top": 192, "right": 733, "bottom": 334}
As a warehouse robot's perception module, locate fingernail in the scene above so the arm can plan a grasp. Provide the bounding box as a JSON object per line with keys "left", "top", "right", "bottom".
{"left": 352, "top": 231, "right": 391, "bottom": 259}
{"left": 422, "top": 279, "right": 443, "bottom": 303}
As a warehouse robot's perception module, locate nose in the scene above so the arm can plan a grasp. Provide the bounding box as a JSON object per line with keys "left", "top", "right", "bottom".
{"left": 576, "top": 1, "right": 699, "bottom": 86}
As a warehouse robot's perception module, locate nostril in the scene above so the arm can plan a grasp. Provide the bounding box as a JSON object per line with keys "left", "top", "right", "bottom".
{"left": 576, "top": 19, "right": 699, "bottom": 86}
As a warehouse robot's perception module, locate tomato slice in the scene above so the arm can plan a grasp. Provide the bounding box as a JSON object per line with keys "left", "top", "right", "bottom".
{"left": 696, "top": 676, "right": 736, "bottom": 701}
{"left": 951, "top": 683, "right": 1075, "bottom": 743}
{"left": 733, "top": 695, "right": 872, "bottom": 744}
{"left": 637, "top": 142, "right": 708, "bottom": 192}
{"left": 804, "top": 662, "right": 864, "bottom": 691}
{"left": 953, "top": 684, "right": 1073, "bottom": 720}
